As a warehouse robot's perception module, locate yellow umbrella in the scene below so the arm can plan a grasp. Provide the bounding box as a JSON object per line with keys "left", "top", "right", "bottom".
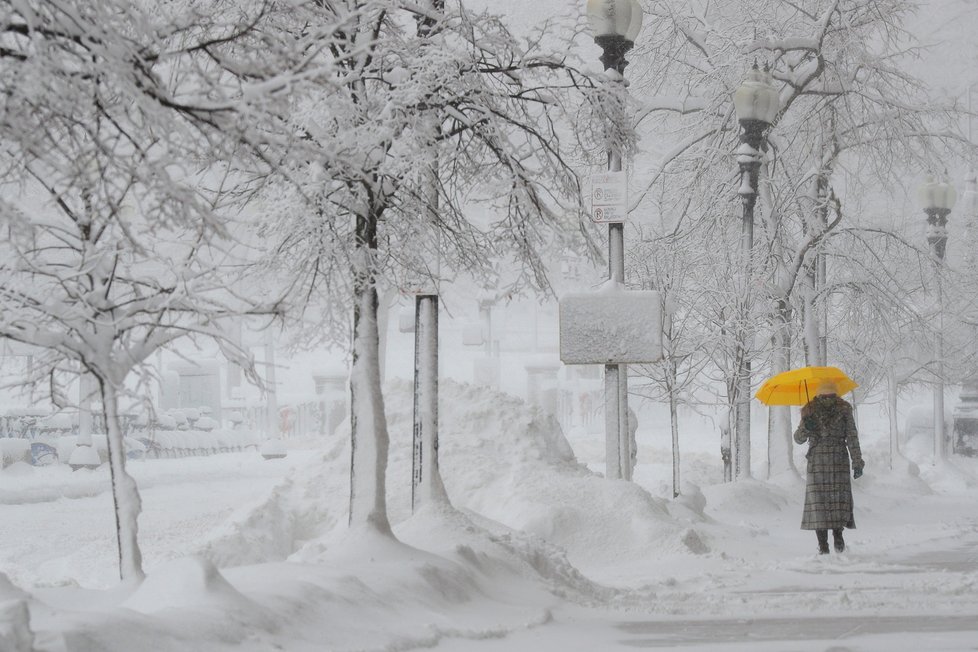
{"left": 755, "top": 366, "right": 858, "bottom": 406}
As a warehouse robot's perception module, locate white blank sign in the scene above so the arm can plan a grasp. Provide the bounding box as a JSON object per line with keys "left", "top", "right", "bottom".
{"left": 559, "top": 290, "right": 663, "bottom": 365}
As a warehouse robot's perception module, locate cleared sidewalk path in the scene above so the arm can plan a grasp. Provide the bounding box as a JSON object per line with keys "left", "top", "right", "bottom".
{"left": 617, "top": 528, "right": 978, "bottom": 650}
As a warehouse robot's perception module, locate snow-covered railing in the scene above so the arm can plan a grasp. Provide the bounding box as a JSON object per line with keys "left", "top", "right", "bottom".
{"left": 0, "top": 430, "right": 263, "bottom": 468}
{"left": 228, "top": 400, "right": 332, "bottom": 438}
{"left": 0, "top": 398, "right": 336, "bottom": 468}
{"left": 139, "top": 429, "right": 262, "bottom": 459}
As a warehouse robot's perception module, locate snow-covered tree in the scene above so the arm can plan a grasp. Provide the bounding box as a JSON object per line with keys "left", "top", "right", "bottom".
{"left": 630, "top": 235, "right": 714, "bottom": 494}
{"left": 255, "top": 0, "right": 611, "bottom": 534}
{"left": 0, "top": 0, "right": 291, "bottom": 581}
{"left": 627, "top": 0, "right": 967, "bottom": 478}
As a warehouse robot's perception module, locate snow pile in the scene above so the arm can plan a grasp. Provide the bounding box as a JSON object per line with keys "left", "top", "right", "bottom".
{"left": 7, "top": 383, "right": 978, "bottom": 650}
{"left": 0, "top": 599, "right": 33, "bottom": 652}
{"left": 123, "top": 557, "right": 278, "bottom": 635}
{"left": 0, "top": 573, "right": 28, "bottom": 602}
{"left": 227, "top": 528, "right": 557, "bottom": 652}
{"left": 383, "top": 380, "right": 690, "bottom": 568}
{"left": 196, "top": 438, "right": 350, "bottom": 567}
{"left": 198, "top": 379, "right": 694, "bottom": 577}
{"left": 0, "top": 439, "right": 30, "bottom": 467}
{"left": 917, "top": 457, "right": 978, "bottom": 493}
{"left": 394, "top": 500, "right": 620, "bottom": 603}
{"left": 854, "top": 437, "right": 932, "bottom": 495}
{"left": 0, "top": 573, "right": 32, "bottom": 652}
{"left": 67, "top": 444, "right": 101, "bottom": 468}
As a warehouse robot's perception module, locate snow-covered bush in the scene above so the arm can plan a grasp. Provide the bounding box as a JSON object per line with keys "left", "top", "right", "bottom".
{"left": 0, "top": 439, "right": 30, "bottom": 468}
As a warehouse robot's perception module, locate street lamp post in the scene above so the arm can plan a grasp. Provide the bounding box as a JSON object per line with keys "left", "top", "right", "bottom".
{"left": 585, "top": 0, "right": 642, "bottom": 481}
{"left": 952, "top": 173, "right": 978, "bottom": 457}
{"left": 919, "top": 174, "right": 957, "bottom": 461}
{"left": 731, "top": 62, "right": 779, "bottom": 481}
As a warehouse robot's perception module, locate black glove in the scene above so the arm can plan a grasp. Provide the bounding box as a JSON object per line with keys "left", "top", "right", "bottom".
{"left": 803, "top": 416, "right": 817, "bottom": 431}
{"left": 853, "top": 467, "right": 863, "bottom": 479}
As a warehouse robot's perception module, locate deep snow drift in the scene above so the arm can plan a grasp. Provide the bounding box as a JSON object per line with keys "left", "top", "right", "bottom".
{"left": 1, "top": 381, "right": 978, "bottom": 651}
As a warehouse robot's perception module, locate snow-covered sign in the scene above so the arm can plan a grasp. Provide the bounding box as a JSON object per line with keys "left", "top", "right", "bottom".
{"left": 558, "top": 288, "right": 662, "bottom": 364}
{"left": 590, "top": 171, "right": 627, "bottom": 223}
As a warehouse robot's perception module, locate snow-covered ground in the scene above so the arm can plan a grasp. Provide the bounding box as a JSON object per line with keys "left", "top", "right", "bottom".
{"left": 2, "top": 381, "right": 977, "bottom": 651}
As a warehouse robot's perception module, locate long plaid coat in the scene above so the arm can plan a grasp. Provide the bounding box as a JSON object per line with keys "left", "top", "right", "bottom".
{"left": 793, "top": 395, "right": 865, "bottom": 530}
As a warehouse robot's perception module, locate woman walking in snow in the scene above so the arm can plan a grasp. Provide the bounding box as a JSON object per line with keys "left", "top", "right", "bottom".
{"left": 793, "top": 380, "right": 865, "bottom": 554}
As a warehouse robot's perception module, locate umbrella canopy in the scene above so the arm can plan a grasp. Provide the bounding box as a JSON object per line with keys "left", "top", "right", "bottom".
{"left": 755, "top": 366, "right": 858, "bottom": 406}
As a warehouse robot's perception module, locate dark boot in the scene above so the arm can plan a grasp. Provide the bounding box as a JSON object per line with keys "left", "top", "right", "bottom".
{"left": 816, "top": 529, "right": 829, "bottom": 555}
{"left": 833, "top": 528, "right": 845, "bottom": 553}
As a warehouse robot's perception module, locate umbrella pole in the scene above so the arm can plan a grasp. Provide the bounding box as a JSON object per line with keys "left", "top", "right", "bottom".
{"left": 804, "top": 380, "right": 810, "bottom": 404}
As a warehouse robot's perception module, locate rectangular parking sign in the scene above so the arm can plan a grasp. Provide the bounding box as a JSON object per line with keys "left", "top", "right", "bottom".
{"left": 591, "top": 171, "right": 627, "bottom": 223}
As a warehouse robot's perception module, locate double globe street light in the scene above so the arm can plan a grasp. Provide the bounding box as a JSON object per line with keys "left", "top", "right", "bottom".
{"left": 728, "top": 62, "right": 780, "bottom": 481}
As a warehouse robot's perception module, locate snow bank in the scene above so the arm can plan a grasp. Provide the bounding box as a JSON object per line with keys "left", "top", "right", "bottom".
{"left": 0, "top": 573, "right": 28, "bottom": 602}
{"left": 394, "top": 500, "right": 619, "bottom": 603}
{"left": 218, "top": 527, "right": 558, "bottom": 652}
{"left": 123, "top": 556, "right": 277, "bottom": 634}
{"left": 383, "top": 380, "right": 689, "bottom": 568}
{"left": 0, "top": 572, "right": 32, "bottom": 652}
{"left": 0, "top": 439, "right": 30, "bottom": 467}
{"left": 0, "top": 598, "right": 33, "bottom": 652}
{"left": 196, "top": 438, "right": 350, "bottom": 567}
{"left": 200, "top": 380, "right": 694, "bottom": 576}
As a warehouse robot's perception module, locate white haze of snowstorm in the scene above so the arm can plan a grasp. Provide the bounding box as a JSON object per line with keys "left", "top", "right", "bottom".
{"left": 4, "top": 1, "right": 978, "bottom": 650}
{"left": 3, "top": 374, "right": 978, "bottom": 650}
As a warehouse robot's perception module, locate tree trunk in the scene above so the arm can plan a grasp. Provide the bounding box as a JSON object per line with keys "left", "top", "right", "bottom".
{"left": 734, "top": 334, "right": 751, "bottom": 480}
{"left": 78, "top": 371, "right": 94, "bottom": 447}
{"left": 806, "top": 171, "right": 830, "bottom": 366}
{"left": 933, "top": 275, "right": 946, "bottom": 462}
{"left": 662, "top": 314, "right": 680, "bottom": 496}
{"left": 264, "top": 328, "right": 279, "bottom": 439}
{"left": 721, "top": 406, "right": 732, "bottom": 483}
{"left": 887, "top": 369, "right": 900, "bottom": 469}
{"left": 349, "top": 211, "right": 394, "bottom": 536}
{"left": 818, "top": 250, "right": 828, "bottom": 365}
{"left": 604, "top": 365, "right": 620, "bottom": 480}
{"left": 802, "top": 269, "right": 820, "bottom": 367}
{"left": 376, "top": 288, "right": 396, "bottom": 385}
{"left": 768, "top": 299, "right": 797, "bottom": 478}
{"left": 100, "top": 378, "right": 144, "bottom": 582}
{"left": 669, "top": 377, "right": 680, "bottom": 498}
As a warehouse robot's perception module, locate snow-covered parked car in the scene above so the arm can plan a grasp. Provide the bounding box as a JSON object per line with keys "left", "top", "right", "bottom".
{"left": 52, "top": 435, "right": 146, "bottom": 466}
